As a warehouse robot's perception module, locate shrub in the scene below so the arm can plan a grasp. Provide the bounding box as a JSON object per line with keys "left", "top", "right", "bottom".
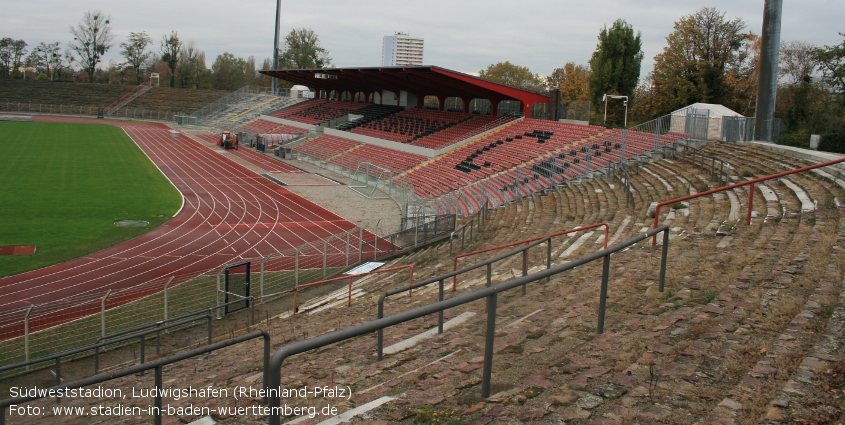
{"left": 819, "top": 132, "right": 845, "bottom": 154}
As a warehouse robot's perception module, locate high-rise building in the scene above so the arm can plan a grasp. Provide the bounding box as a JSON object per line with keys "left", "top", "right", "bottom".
{"left": 382, "top": 32, "right": 424, "bottom": 66}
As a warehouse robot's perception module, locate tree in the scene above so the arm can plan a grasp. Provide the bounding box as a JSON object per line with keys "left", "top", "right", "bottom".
{"left": 588, "top": 19, "right": 643, "bottom": 114}
{"left": 814, "top": 33, "right": 845, "bottom": 95}
{"left": 547, "top": 63, "right": 591, "bottom": 100}
{"left": 648, "top": 7, "right": 751, "bottom": 115}
{"left": 177, "top": 41, "right": 204, "bottom": 88}
{"left": 478, "top": 61, "right": 545, "bottom": 92}
{"left": 27, "top": 42, "right": 63, "bottom": 80}
{"left": 0, "top": 38, "right": 28, "bottom": 78}
{"left": 120, "top": 32, "right": 153, "bottom": 84}
{"left": 68, "top": 10, "right": 113, "bottom": 83}
{"left": 160, "top": 30, "right": 182, "bottom": 87}
{"left": 211, "top": 52, "right": 249, "bottom": 90}
{"left": 780, "top": 40, "right": 818, "bottom": 86}
{"left": 278, "top": 28, "right": 332, "bottom": 69}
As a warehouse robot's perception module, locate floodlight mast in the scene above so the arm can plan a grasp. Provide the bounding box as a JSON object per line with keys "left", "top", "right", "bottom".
{"left": 272, "top": 0, "right": 282, "bottom": 95}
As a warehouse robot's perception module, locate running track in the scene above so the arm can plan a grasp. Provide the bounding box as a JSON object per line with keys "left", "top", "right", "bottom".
{"left": 0, "top": 117, "right": 374, "bottom": 335}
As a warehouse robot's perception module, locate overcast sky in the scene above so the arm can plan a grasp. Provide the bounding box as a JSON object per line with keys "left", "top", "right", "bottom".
{"left": 3, "top": 1, "right": 842, "bottom": 79}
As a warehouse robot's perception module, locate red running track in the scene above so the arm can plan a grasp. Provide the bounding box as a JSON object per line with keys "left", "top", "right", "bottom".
{"left": 0, "top": 117, "right": 375, "bottom": 335}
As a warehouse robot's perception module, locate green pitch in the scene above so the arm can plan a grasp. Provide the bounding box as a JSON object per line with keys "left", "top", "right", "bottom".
{"left": 0, "top": 121, "right": 182, "bottom": 277}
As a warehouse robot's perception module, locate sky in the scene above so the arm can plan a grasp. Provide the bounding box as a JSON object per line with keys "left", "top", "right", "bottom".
{"left": 3, "top": 0, "right": 843, "bottom": 79}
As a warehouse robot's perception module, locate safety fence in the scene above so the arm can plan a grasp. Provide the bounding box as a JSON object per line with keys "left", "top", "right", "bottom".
{"left": 0, "top": 213, "right": 455, "bottom": 372}
{"left": 0, "top": 102, "right": 179, "bottom": 122}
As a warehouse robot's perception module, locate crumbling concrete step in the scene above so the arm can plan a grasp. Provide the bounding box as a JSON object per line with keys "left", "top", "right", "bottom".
{"left": 383, "top": 312, "right": 477, "bottom": 355}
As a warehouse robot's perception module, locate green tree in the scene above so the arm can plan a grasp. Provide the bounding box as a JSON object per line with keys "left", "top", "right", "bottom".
{"left": 648, "top": 7, "right": 751, "bottom": 115}
{"left": 160, "top": 30, "right": 182, "bottom": 87}
{"left": 68, "top": 10, "right": 113, "bottom": 82}
{"left": 278, "top": 28, "right": 332, "bottom": 69}
{"left": 588, "top": 19, "right": 643, "bottom": 114}
{"left": 120, "top": 31, "right": 152, "bottom": 84}
{"left": 478, "top": 61, "right": 545, "bottom": 92}
{"left": 211, "top": 52, "right": 249, "bottom": 90}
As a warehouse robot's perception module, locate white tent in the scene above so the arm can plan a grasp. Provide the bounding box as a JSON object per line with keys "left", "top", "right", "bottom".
{"left": 670, "top": 103, "right": 744, "bottom": 140}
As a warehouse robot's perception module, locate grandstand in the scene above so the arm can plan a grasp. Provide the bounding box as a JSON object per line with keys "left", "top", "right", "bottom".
{"left": 3, "top": 65, "right": 845, "bottom": 425}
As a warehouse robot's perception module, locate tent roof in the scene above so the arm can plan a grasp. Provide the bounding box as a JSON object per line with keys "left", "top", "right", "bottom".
{"left": 673, "top": 103, "right": 744, "bottom": 118}
{"left": 259, "top": 65, "right": 550, "bottom": 107}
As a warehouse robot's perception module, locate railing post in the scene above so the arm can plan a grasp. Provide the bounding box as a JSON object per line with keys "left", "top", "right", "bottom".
{"left": 348, "top": 277, "right": 353, "bottom": 306}
{"left": 521, "top": 248, "right": 528, "bottom": 295}
{"left": 295, "top": 247, "right": 302, "bottom": 287}
{"left": 659, "top": 229, "right": 670, "bottom": 292}
{"left": 216, "top": 266, "right": 225, "bottom": 319}
{"left": 746, "top": 182, "right": 755, "bottom": 226}
{"left": 24, "top": 304, "right": 33, "bottom": 371}
{"left": 377, "top": 295, "right": 385, "bottom": 361}
{"left": 323, "top": 238, "right": 329, "bottom": 280}
{"left": 358, "top": 228, "right": 364, "bottom": 263}
{"left": 598, "top": 254, "right": 611, "bottom": 334}
{"left": 260, "top": 254, "right": 272, "bottom": 303}
{"left": 438, "top": 279, "right": 444, "bottom": 334}
{"left": 481, "top": 292, "right": 498, "bottom": 399}
{"left": 546, "top": 238, "right": 553, "bottom": 283}
{"left": 345, "top": 230, "right": 351, "bottom": 266}
{"left": 163, "top": 276, "right": 174, "bottom": 320}
{"left": 154, "top": 365, "right": 163, "bottom": 425}
{"left": 101, "top": 289, "right": 112, "bottom": 338}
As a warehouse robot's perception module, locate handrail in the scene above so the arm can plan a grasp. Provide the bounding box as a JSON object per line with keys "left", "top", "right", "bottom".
{"left": 267, "top": 226, "right": 670, "bottom": 425}
{"left": 652, "top": 156, "right": 845, "bottom": 246}
{"left": 292, "top": 265, "right": 414, "bottom": 314}
{"left": 377, "top": 236, "right": 551, "bottom": 361}
{"left": 0, "top": 331, "right": 270, "bottom": 425}
{"left": 452, "top": 222, "right": 610, "bottom": 290}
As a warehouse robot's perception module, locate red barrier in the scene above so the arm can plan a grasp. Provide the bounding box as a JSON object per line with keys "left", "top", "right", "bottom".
{"left": 452, "top": 222, "right": 610, "bottom": 291}
{"left": 652, "top": 156, "right": 845, "bottom": 246}
{"left": 292, "top": 265, "right": 414, "bottom": 314}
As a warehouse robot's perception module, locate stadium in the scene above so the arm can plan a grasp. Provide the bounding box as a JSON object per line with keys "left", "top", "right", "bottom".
{"left": 2, "top": 4, "right": 845, "bottom": 424}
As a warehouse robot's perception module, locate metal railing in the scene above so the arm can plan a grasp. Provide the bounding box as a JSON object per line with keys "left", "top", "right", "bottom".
{"left": 451, "top": 222, "right": 610, "bottom": 290}
{"left": 189, "top": 86, "right": 262, "bottom": 120}
{"left": 267, "top": 225, "right": 670, "bottom": 424}
{"left": 674, "top": 140, "right": 731, "bottom": 186}
{"left": 291, "top": 265, "right": 415, "bottom": 313}
{"left": 0, "top": 330, "right": 270, "bottom": 425}
{"left": 652, "top": 156, "right": 845, "bottom": 245}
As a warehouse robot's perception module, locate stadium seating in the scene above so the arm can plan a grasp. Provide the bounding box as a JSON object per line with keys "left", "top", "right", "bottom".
{"left": 291, "top": 135, "right": 361, "bottom": 161}
{"left": 349, "top": 109, "right": 473, "bottom": 144}
{"left": 329, "top": 143, "right": 428, "bottom": 176}
{"left": 270, "top": 99, "right": 369, "bottom": 125}
{"left": 235, "top": 119, "right": 308, "bottom": 136}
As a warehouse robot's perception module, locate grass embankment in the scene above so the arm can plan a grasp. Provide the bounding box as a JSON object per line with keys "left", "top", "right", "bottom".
{"left": 0, "top": 121, "right": 181, "bottom": 276}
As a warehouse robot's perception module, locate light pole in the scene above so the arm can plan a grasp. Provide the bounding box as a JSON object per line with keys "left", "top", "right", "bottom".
{"left": 602, "top": 94, "right": 629, "bottom": 128}
{"left": 272, "top": 0, "right": 282, "bottom": 95}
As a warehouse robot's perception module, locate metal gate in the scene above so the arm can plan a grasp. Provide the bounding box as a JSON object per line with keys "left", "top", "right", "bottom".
{"left": 224, "top": 261, "right": 251, "bottom": 314}
{"left": 721, "top": 116, "right": 755, "bottom": 142}
{"left": 685, "top": 108, "right": 709, "bottom": 140}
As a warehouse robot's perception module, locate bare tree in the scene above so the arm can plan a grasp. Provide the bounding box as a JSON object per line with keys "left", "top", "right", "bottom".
{"left": 68, "top": 10, "right": 114, "bottom": 82}
{"left": 779, "top": 40, "right": 818, "bottom": 86}
{"left": 27, "top": 42, "right": 63, "bottom": 80}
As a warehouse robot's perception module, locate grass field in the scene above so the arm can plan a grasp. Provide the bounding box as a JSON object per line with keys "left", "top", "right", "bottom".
{"left": 0, "top": 121, "right": 182, "bottom": 277}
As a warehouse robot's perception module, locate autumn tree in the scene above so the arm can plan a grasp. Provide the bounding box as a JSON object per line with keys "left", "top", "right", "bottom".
{"left": 479, "top": 61, "right": 545, "bottom": 92}
{"left": 588, "top": 19, "right": 643, "bottom": 115}
{"left": 546, "top": 63, "right": 591, "bottom": 100}
{"left": 160, "top": 30, "right": 182, "bottom": 87}
{"left": 780, "top": 40, "right": 818, "bottom": 86}
{"left": 120, "top": 32, "right": 152, "bottom": 84}
{"left": 278, "top": 28, "right": 332, "bottom": 69}
{"left": 177, "top": 41, "right": 210, "bottom": 89}
{"left": 27, "top": 42, "right": 63, "bottom": 80}
{"left": 68, "top": 10, "right": 113, "bottom": 82}
{"left": 648, "top": 7, "right": 752, "bottom": 115}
